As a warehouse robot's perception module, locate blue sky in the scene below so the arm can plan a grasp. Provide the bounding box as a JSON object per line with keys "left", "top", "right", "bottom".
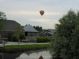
{"left": 0, "top": 0, "right": 79, "bottom": 29}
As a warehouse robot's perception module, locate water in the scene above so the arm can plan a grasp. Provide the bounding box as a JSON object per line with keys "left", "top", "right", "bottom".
{"left": 16, "top": 50, "right": 51, "bottom": 59}
{"left": 0, "top": 50, "right": 52, "bottom": 59}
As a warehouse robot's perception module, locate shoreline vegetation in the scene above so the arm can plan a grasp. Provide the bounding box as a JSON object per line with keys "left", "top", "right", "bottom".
{"left": 0, "top": 43, "right": 50, "bottom": 53}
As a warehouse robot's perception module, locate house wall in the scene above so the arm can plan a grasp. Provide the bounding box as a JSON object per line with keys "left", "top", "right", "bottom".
{"left": 0, "top": 31, "right": 13, "bottom": 38}
{"left": 24, "top": 32, "right": 39, "bottom": 42}
{"left": 25, "top": 32, "right": 39, "bottom": 36}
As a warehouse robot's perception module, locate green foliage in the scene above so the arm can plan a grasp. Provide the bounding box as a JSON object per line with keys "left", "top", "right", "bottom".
{"left": 9, "top": 25, "right": 25, "bottom": 41}
{"left": 0, "top": 12, "right": 6, "bottom": 30}
{"left": 1, "top": 43, "right": 49, "bottom": 53}
{"left": 33, "top": 26, "right": 42, "bottom": 32}
{"left": 51, "top": 10, "right": 79, "bottom": 59}
{"left": 36, "top": 37, "right": 50, "bottom": 43}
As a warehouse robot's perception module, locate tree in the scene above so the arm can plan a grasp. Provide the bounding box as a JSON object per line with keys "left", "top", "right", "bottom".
{"left": 11, "top": 25, "right": 25, "bottom": 42}
{"left": 0, "top": 12, "right": 6, "bottom": 30}
{"left": 51, "top": 10, "right": 79, "bottom": 59}
{"left": 33, "top": 26, "right": 42, "bottom": 32}
{"left": 0, "top": 11, "right": 6, "bottom": 38}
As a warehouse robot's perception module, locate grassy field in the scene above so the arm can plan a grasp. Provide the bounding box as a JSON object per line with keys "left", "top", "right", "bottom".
{"left": 0, "top": 43, "right": 50, "bottom": 53}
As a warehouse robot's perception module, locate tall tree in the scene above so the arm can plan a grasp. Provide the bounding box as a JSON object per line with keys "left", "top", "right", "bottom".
{"left": 11, "top": 24, "right": 25, "bottom": 42}
{"left": 51, "top": 10, "right": 79, "bottom": 59}
{"left": 0, "top": 12, "right": 6, "bottom": 38}
{"left": 33, "top": 26, "right": 42, "bottom": 32}
{"left": 0, "top": 12, "right": 6, "bottom": 30}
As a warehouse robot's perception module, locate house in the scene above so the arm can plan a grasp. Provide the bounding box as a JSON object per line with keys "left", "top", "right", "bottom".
{"left": 0, "top": 20, "right": 22, "bottom": 39}
{"left": 39, "top": 29, "right": 55, "bottom": 36}
{"left": 23, "top": 24, "right": 39, "bottom": 42}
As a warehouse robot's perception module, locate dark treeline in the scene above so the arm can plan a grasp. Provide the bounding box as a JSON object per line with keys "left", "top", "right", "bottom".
{"left": 51, "top": 10, "right": 79, "bottom": 59}
{"left": 33, "top": 26, "right": 43, "bottom": 32}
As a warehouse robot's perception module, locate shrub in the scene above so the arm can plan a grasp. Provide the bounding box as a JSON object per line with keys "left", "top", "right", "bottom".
{"left": 51, "top": 10, "right": 79, "bottom": 59}
{"left": 1, "top": 44, "right": 50, "bottom": 53}
{"left": 36, "top": 37, "right": 50, "bottom": 43}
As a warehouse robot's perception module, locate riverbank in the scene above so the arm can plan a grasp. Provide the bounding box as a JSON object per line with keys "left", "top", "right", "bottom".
{"left": 0, "top": 43, "right": 50, "bottom": 53}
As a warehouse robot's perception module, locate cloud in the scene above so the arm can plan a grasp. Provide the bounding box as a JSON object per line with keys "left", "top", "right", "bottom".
{"left": 0, "top": 0, "right": 5, "bottom": 2}
{"left": 7, "top": 13, "right": 59, "bottom": 29}
{"left": 7, "top": 10, "right": 63, "bottom": 17}
{"left": 6, "top": 10, "right": 64, "bottom": 29}
{"left": 1, "top": 0, "right": 79, "bottom": 29}
{"left": 28, "top": 18, "right": 59, "bottom": 29}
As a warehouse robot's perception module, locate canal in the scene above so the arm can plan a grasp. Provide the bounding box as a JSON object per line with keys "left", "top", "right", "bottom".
{"left": 0, "top": 50, "right": 52, "bottom": 59}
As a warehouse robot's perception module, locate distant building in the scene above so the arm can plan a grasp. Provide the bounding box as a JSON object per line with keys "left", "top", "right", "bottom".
{"left": 24, "top": 24, "right": 38, "bottom": 36}
{"left": 47, "top": 29, "right": 55, "bottom": 35}
{"left": 23, "top": 24, "right": 39, "bottom": 42}
{"left": 0, "top": 20, "right": 22, "bottom": 39}
{"left": 39, "top": 29, "right": 55, "bottom": 36}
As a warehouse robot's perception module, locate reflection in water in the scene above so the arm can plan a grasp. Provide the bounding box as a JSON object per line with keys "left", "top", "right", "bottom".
{"left": 0, "top": 53, "right": 2, "bottom": 59}
{"left": 16, "top": 50, "right": 51, "bottom": 59}
{"left": 0, "top": 53, "right": 21, "bottom": 59}
{"left": 0, "top": 50, "right": 51, "bottom": 59}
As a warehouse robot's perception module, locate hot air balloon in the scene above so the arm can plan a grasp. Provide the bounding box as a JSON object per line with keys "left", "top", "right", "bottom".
{"left": 40, "top": 10, "right": 44, "bottom": 16}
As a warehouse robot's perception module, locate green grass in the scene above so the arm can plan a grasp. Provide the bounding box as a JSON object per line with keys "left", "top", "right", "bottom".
{"left": 0, "top": 43, "right": 50, "bottom": 53}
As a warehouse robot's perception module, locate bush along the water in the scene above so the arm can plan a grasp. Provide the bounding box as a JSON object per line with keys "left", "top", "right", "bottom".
{"left": 0, "top": 43, "right": 50, "bottom": 53}
{"left": 51, "top": 10, "right": 79, "bottom": 59}
{"left": 36, "top": 37, "right": 50, "bottom": 43}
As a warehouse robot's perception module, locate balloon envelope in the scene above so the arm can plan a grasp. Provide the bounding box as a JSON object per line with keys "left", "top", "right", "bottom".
{"left": 40, "top": 10, "right": 44, "bottom": 16}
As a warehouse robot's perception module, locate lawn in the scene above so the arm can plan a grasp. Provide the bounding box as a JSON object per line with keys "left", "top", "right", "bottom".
{"left": 0, "top": 43, "right": 50, "bottom": 53}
